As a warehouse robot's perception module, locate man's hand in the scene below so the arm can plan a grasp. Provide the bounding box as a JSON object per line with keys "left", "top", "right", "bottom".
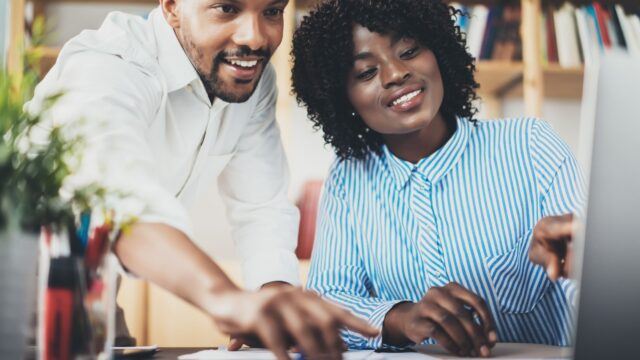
{"left": 227, "top": 281, "right": 296, "bottom": 351}
{"left": 205, "top": 287, "right": 379, "bottom": 360}
{"left": 382, "top": 283, "right": 497, "bottom": 358}
{"left": 528, "top": 214, "right": 575, "bottom": 281}
{"left": 114, "top": 224, "right": 376, "bottom": 359}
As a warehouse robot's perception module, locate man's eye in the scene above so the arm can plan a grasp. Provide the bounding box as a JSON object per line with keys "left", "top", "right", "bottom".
{"left": 264, "top": 8, "right": 284, "bottom": 17}
{"left": 356, "top": 68, "right": 376, "bottom": 80}
{"left": 401, "top": 47, "right": 420, "bottom": 59}
{"left": 214, "top": 4, "right": 238, "bottom": 14}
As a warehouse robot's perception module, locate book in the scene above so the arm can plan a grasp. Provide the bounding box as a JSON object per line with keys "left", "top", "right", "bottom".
{"left": 575, "top": 7, "right": 596, "bottom": 65}
{"left": 629, "top": 14, "right": 640, "bottom": 54}
{"left": 615, "top": 5, "right": 640, "bottom": 56}
{"left": 609, "top": 4, "right": 627, "bottom": 49}
{"left": 585, "top": 5, "right": 604, "bottom": 50}
{"left": 593, "top": 2, "right": 612, "bottom": 48}
{"left": 480, "top": 5, "right": 503, "bottom": 60}
{"left": 492, "top": 5, "right": 521, "bottom": 61}
{"left": 554, "top": 3, "right": 582, "bottom": 67}
{"left": 450, "top": 2, "right": 470, "bottom": 33}
{"left": 466, "top": 5, "right": 489, "bottom": 60}
{"left": 546, "top": 7, "right": 558, "bottom": 63}
{"left": 540, "top": 12, "right": 548, "bottom": 64}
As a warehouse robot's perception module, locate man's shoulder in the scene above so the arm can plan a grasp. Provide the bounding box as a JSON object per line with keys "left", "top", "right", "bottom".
{"left": 65, "top": 10, "right": 157, "bottom": 58}
{"left": 37, "top": 10, "right": 164, "bottom": 100}
{"left": 52, "top": 9, "right": 160, "bottom": 80}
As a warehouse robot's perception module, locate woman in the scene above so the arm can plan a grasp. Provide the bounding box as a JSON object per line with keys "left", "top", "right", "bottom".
{"left": 291, "top": 0, "right": 584, "bottom": 357}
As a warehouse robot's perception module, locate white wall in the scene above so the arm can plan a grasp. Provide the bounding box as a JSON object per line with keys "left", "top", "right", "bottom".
{"left": 41, "top": 2, "right": 155, "bottom": 46}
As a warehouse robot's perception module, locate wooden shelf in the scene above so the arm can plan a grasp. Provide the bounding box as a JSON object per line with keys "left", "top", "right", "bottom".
{"left": 475, "top": 61, "right": 524, "bottom": 96}
{"left": 504, "top": 63, "right": 584, "bottom": 99}
{"left": 543, "top": 63, "right": 584, "bottom": 99}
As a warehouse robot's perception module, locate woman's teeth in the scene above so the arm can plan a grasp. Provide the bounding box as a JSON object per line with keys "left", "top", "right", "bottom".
{"left": 227, "top": 59, "right": 259, "bottom": 68}
{"left": 391, "top": 89, "right": 422, "bottom": 107}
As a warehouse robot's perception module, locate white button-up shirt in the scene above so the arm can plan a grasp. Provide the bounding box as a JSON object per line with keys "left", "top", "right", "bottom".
{"left": 26, "top": 7, "right": 300, "bottom": 288}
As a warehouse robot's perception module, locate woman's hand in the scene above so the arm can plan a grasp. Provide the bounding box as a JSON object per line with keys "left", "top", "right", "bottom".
{"left": 205, "top": 287, "right": 379, "bottom": 360}
{"left": 382, "top": 282, "right": 497, "bottom": 357}
{"left": 528, "top": 214, "right": 575, "bottom": 281}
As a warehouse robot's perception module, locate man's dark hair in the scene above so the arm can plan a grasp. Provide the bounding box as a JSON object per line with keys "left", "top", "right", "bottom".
{"left": 291, "top": 0, "right": 479, "bottom": 160}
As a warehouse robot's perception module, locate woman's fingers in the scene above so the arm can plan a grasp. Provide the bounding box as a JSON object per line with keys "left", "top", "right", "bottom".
{"left": 433, "top": 292, "right": 490, "bottom": 356}
{"left": 418, "top": 300, "right": 474, "bottom": 356}
{"left": 406, "top": 317, "right": 460, "bottom": 355}
{"left": 444, "top": 283, "right": 497, "bottom": 345}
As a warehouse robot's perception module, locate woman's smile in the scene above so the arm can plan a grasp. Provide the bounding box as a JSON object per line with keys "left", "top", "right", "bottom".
{"left": 385, "top": 86, "right": 426, "bottom": 112}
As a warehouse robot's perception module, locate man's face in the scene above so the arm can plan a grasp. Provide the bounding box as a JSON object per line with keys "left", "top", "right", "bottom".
{"left": 167, "top": 0, "right": 288, "bottom": 103}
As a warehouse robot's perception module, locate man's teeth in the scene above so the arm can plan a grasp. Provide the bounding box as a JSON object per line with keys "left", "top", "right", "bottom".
{"left": 227, "top": 59, "right": 259, "bottom": 68}
{"left": 391, "top": 89, "right": 422, "bottom": 106}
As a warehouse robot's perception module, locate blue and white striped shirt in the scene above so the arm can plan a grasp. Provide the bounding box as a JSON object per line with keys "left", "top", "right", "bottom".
{"left": 307, "top": 117, "right": 585, "bottom": 349}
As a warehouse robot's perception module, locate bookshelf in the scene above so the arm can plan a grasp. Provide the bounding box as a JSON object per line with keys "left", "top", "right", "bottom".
{"left": 9, "top": 0, "right": 636, "bottom": 119}
{"left": 293, "top": 0, "right": 584, "bottom": 118}
{"left": 294, "top": 0, "right": 637, "bottom": 118}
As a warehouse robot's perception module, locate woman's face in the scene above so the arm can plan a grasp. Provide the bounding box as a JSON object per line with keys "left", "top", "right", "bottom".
{"left": 346, "top": 24, "right": 444, "bottom": 135}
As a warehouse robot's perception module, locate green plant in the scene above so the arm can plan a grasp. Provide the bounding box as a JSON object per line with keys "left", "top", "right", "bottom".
{"left": 1, "top": 24, "right": 104, "bottom": 234}
{"left": 1, "top": 72, "right": 89, "bottom": 233}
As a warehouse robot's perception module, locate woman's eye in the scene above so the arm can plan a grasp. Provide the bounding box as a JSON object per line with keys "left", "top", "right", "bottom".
{"left": 401, "top": 46, "right": 420, "bottom": 58}
{"left": 356, "top": 68, "right": 377, "bottom": 80}
{"left": 264, "top": 8, "right": 284, "bottom": 18}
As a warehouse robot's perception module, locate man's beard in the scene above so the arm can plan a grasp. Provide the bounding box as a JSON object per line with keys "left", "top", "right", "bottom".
{"left": 202, "top": 46, "right": 272, "bottom": 103}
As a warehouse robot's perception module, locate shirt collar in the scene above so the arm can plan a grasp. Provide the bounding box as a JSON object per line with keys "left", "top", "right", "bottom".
{"left": 151, "top": 8, "right": 200, "bottom": 93}
{"left": 383, "top": 117, "right": 471, "bottom": 190}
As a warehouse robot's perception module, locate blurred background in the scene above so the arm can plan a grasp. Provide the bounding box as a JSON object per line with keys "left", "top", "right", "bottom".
{"left": 2, "top": 0, "right": 637, "bottom": 348}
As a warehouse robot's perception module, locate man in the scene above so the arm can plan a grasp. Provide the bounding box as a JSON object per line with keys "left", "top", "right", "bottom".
{"left": 26, "top": 1, "right": 377, "bottom": 359}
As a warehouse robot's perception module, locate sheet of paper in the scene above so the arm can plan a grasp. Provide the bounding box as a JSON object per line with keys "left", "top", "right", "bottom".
{"left": 178, "top": 348, "right": 376, "bottom": 360}
{"left": 178, "top": 343, "right": 571, "bottom": 360}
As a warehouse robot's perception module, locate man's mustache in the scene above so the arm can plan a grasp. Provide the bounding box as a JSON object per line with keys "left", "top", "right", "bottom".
{"left": 218, "top": 46, "right": 271, "bottom": 60}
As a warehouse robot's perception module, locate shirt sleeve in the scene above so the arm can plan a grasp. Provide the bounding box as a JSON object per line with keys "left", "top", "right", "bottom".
{"left": 530, "top": 119, "right": 587, "bottom": 306}
{"left": 216, "top": 64, "right": 300, "bottom": 290}
{"left": 306, "top": 163, "right": 406, "bottom": 350}
{"left": 25, "top": 51, "right": 194, "bottom": 272}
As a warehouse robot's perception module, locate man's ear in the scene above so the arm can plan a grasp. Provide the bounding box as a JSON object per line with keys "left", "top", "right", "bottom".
{"left": 160, "top": 0, "right": 181, "bottom": 28}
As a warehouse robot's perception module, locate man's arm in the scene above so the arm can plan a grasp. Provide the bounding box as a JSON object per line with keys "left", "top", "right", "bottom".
{"left": 30, "top": 52, "right": 377, "bottom": 360}
{"left": 114, "top": 223, "right": 238, "bottom": 308}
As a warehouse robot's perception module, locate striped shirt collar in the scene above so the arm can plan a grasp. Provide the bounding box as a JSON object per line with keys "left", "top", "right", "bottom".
{"left": 382, "top": 117, "right": 471, "bottom": 190}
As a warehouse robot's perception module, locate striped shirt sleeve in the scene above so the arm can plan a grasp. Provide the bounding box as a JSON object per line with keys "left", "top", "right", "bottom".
{"left": 306, "top": 163, "right": 405, "bottom": 349}
{"left": 530, "top": 119, "right": 587, "bottom": 305}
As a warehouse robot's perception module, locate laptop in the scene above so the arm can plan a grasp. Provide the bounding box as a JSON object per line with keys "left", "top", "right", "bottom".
{"left": 572, "top": 51, "right": 640, "bottom": 359}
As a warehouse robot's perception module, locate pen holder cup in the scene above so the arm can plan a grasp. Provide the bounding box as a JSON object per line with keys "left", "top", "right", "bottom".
{"left": 37, "top": 226, "right": 117, "bottom": 360}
